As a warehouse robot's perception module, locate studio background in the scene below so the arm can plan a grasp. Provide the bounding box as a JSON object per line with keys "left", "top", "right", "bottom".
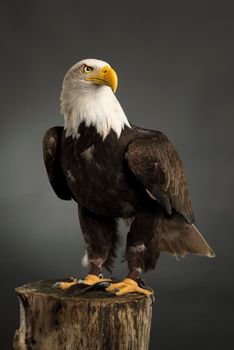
{"left": 1, "top": 0, "right": 233, "bottom": 349}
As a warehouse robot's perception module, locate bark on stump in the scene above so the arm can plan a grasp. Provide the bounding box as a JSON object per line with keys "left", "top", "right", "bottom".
{"left": 14, "top": 280, "right": 153, "bottom": 350}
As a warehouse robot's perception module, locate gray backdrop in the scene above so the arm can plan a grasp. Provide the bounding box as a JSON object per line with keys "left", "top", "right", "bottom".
{"left": 1, "top": 0, "right": 233, "bottom": 349}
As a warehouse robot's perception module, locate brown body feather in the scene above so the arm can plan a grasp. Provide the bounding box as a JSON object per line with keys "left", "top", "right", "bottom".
{"left": 43, "top": 123, "right": 215, "bottom": 273}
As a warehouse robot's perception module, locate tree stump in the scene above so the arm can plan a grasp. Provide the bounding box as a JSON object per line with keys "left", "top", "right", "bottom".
{"left": 14, "top": 280, "right": 153, "bottom": 350}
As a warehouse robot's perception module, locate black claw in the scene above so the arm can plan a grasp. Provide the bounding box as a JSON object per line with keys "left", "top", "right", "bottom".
{"left": 105, "top": 290, "right": 118, "bottom": 296}
{"left": 150, "top": 294, "right": 155, "bottom": 306}
{"left": 97, "top": 281, "right": 111, "bottom": 288}
{"left": 68, "top": 276, "right": 75, "bottom": 282}
{"left": 111, "top": 288, "right": 120, "bottom": 293}
{"left": 53, "top": 282, "right": 61, "bottom": 289}
{"left": 137, "top": 277, "right": 146, "bottom": 287}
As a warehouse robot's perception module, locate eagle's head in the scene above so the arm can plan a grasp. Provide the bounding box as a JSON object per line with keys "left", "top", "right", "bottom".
{"left": 60, "top": 58, "right": 130, "bottom": 139}
{"left": 62, "top": 58, "right": 118, "bottom": 93}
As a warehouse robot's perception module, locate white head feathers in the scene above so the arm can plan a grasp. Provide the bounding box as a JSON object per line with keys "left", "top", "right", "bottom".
{"left": 60, "top": 58, "right": 131, "bottom": 139}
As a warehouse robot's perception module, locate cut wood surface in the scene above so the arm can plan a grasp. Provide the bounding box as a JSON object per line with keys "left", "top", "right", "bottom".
{"left": 14, "top": 280, "right": 153, "bottom": 350}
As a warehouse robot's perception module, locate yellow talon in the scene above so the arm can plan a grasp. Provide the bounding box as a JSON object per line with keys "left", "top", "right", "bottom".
{"left": 54, "top": 274, "right": 112, "bottom": 290}
{"left": 55, "top": 278, "right": 78, "bottom": 290}
{"left": 83, "top": 274, "right": 112, "bottom": 285}
{"left": 106, "top": 278, "right": 152, "bottom": 297}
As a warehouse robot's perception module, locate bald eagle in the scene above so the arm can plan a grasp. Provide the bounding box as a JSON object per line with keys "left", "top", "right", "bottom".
{"left": 43, "top": 59, "right": 215, "bottom": 296}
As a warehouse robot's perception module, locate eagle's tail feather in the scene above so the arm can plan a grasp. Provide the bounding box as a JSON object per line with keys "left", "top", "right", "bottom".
{"left": 158, "top": 215, "right": 215, "bottom": 258}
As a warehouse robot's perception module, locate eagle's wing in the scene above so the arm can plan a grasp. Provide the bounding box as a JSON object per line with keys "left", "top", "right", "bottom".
{"left": 126, "top": 133, "right": 194, "bottom": 224}
{"left": 43, "top": 127, "right": 72, "bottom": 200}
{"left": 126, "top": 134, "right": 215, "bottom": 257}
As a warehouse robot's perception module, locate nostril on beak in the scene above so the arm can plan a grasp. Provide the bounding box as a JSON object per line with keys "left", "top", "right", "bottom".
{"left": 102, "top": 66, "right": 109, "bottom": 74}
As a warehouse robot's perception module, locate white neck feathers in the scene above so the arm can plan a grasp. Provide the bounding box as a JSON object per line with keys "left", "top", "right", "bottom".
{"left": 61, "top": 84, "right": 131, "bottom": 139}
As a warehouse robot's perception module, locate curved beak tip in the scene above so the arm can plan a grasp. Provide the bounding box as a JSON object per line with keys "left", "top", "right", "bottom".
{"left": 105, "top": 67, "right": 118, "bottom": 93}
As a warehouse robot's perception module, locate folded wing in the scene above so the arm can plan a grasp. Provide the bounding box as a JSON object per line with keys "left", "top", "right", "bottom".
{"left": 43, "top": 127, "right": 72, "bottom": 201}
{"left": 127, "top": 133, "right": 194, "bottom": 223}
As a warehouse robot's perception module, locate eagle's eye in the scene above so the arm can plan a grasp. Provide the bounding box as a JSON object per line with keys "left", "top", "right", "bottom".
{"left": 82, "top": 65, "right": 93, "bottom": 74}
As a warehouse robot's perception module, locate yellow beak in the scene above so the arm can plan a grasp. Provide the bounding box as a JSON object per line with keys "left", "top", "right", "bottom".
{"left": 85, "top": 65, "right": 118, "bottom": 93}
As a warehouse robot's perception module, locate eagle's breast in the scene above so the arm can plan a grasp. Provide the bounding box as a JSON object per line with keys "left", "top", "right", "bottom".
{"left": 61, "top": 125, "right": 137, "bottom": 216}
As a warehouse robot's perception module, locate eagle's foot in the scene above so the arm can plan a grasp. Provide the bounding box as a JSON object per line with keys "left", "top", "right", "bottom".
{"left": 53, "top": 277, "right": 78, "bottom": 290}
{"left": 106, "top": 278, "right": 153, "bottom": 297}
{"left": 53, "top": 274, "right": 111, "bottom": 290}
{"left": 79, "top": 274, "right": 112, "bottom": 286}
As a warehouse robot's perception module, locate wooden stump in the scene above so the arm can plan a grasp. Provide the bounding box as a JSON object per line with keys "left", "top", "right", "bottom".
{"left": 14, "top": 280, "right": 153, "bottom": 350}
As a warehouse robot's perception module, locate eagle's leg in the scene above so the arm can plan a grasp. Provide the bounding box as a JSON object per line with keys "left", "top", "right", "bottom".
{"left": 106, "top": 210, "right": 160, "bottom": 296}
{"left": 79, "top": 205, "right": 119, "bottom": 274}
{"left": 56, "top": 205, "right": 119, "bottom": 290}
